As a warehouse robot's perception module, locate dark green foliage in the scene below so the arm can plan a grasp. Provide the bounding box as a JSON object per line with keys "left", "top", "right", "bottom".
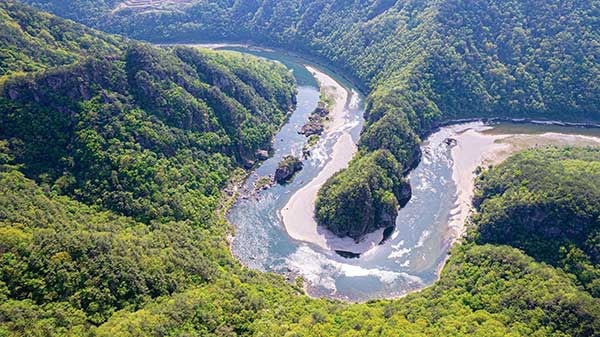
{"left": 91, "top": 234, "right": 600, "bottom": 337}
{"left": 315, "top": 150, "right": 410, "bottom": 241}
{"left": 391, "top": 244, "right": 600, "bottom": 337}
{"left": 25, "top": 0, "right": 600, "bottom": 120}
{"left": 2, "top": 2, "right": 600, "bottom": 336}
{"left": 360, "top": 112, "right": 421, "bottom": 171}
{"left": 0, "top": 4, "right": 296, "bottom": 331}
{"left": 473, "top": 147, "right": 600, "bottom": 297}
{"left": 4, "top": 142, "right": 600, "bottom": 336}
{"left": 430, "top": 0, "right": 600, "bottom": 121}
{"left": 0, "top": 8, "right": 295, "bottom": 224}
{"left": 34, "top": 0, "right": 599, "bottom": 241}
{"left": 24, "top": 0, "right": 600, "bottom": 247}
{"left": 0, "top": 1, "right": 123, "bottom": 77}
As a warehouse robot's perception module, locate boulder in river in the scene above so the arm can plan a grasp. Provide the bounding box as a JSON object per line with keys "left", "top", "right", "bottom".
{"left": 299, "top": 121, "right": 324, "bottom": 136}
{"left": 443, "top": 138, "right": 458, "bottom": 147}
{"left": 256, "top": 149, "right": 270, "bottom": 160}
{"left": 275, "top": 155, "right": 303, "bottom": 184}
{"left": 314, "top": 104, "right": 329, "bottom": 117}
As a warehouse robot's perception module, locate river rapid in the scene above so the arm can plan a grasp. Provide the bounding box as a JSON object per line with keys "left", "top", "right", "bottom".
{"left": 219, "top": 46, "right": 600, "bottom": 301}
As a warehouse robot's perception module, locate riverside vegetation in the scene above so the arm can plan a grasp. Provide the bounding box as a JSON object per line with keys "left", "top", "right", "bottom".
{"left": 0, "top": 1, "right": 599, "bottom": 336}
{"left": 22, "top": 0, "right": 600, "bottom": 240}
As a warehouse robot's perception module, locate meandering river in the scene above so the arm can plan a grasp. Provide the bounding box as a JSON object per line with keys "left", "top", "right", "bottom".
{"left": 218, "top": 46, "right": 600, "bottom": 301}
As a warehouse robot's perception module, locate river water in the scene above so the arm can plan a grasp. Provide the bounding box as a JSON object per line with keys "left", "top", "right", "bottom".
{"left": 224, "top": 47, "right": 600, "bottom": 301}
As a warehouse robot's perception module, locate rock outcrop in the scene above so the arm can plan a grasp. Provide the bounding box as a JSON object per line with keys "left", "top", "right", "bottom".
{"left": 256, "top": 149, "right": 270, "bottom": 160}
{"left": 275, "top": 155, "right": 303, "bottom": 184}
{"left": 298, "top": 102, "right": 330, "bottom": 136}
{"left": 315, "top": 150, "right": 410, "bottom": 242}
{"left": 299, "top": 114, "right": 325, "bottom": 136}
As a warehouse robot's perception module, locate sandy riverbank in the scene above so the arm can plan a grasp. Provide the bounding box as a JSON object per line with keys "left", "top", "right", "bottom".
{"left": 446, "top": 122, "right": 600, "bottom": 242}
{"left": 281, "top": 66, "right": 381, "bottom": 253}
{"left": 168, "top": 43, "right": 277, "bottom": 52}
{"left": 305, "top": 65, "right": 349, "bottom": 133}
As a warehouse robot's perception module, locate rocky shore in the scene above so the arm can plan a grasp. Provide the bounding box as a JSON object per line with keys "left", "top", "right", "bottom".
{"left": 275, "top": 155, "right": 303, "bottom": 184}
{"left": 299, "top": 102, "right": 330, "bottom": 137}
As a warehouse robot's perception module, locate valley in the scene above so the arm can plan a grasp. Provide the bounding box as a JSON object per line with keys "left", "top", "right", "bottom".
{"left": 218, "top": 45, "right": 600, "bottom": 302}
{"left": 1, "top": 1, "right": 600, "bottom": 336}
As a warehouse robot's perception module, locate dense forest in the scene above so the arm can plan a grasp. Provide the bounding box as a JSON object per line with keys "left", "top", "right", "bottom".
{"left": 0, "top": 2, "right": 295, "bottom": 333}
{"left": 315, "top": 149, "right": 411, "bottom": 242}
{"left": 1, "top": 1, "right": 600, "bottom": 336}
{"left": 472, "top": 147, "right": 600, "bottom": 298}
{"left": 0, "top": 1, "right": 296, "bottom": 226}
{"left": 27, "top": 0, "right": 599, "bottom": 237}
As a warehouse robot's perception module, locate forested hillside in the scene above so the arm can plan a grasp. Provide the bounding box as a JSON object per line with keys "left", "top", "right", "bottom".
{"left": 90, "top": 148, "right": 600, "bottom": 337}
{"left": 0, "top": 2, "right": 296, "bottom": 333}
{"left": 0, "top": 0, "right": 122, "bottom": 77}
{"left": 24, "top": 0, "right": 600, "bottom": 122}
{"left": 2, "top": 1, "right": 600, "bottom": 336}
{"left": 5, "top": 142, "right": 599, "bottom": 336}
{"left": 473, "top": 147, "right": 600, "bottom": 298}
{"left": 0, "top": 1, "right": 295, "bottom": 225}
{"left": 29, "top": 0, "right": 599, "bottom": 238}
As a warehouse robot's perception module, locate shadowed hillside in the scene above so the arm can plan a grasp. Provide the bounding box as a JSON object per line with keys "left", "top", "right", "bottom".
{"left": 1, "top": 1, "right": 600, "bottom": 336}
{"left": 27, "top": 0, "right": 599, "bottom": 239}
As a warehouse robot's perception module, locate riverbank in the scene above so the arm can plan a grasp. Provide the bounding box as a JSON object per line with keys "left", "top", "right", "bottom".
{"left": 446, "top": 122, "right": 600, "bottom": 243}
{"left": 223, "top": 44, "right": 600, "bottom": 301}
{"left": 281, "top": 66, "right": 381, "bottom": 253}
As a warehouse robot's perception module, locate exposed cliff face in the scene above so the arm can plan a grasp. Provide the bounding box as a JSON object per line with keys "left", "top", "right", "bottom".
{"left": 315, "top": 149, "right": 409, "bottom": 242}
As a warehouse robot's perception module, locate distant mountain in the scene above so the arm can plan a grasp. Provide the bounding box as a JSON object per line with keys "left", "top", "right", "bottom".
{"left": 24, "top": 0, "right": 600, "bottom": 240}
{"left": 1, "top": 1, "right": 600, "bottom": 336}
{"left": 0, "top": 0, "right": 123, "bottom": 77}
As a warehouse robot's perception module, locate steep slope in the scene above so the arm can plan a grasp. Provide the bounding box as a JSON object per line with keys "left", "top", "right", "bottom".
{"left": 2, "top": 2, "right": 600, "bottom": 337}
{"left": 0, "top": 2, "right": 295, "bottom": 225}
{"left": 0, "top": 2, "right": 296, "bottom": 332}
{"left": 23, "top": 0, "right": 600, "bottom": 121}
{"left": 473, "top": 147, "right": 600, "bottom": 297}
{"left": 29, "top": 0, "right": 600, "bottom": 239}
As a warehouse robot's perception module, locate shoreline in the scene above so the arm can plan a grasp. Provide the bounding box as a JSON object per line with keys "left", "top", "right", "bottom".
{"left": 172, "top": 41, "right": 369, "bottom": 95}
{"left": 428, "top": 122, "right": 600, "bottom": 294}
{"left": 293, "top": 122, "right": 600, "bottom": 302}
{"left": 280, "top": 65, "right": 362, "bottom": 252}
{"left": 280, "top": 65, "right": 384, "bottom": 254}
{"left": 446, "top": 122, "right": 600, "bottom": 244}
{"left": 212, "top": 42, "right": 600, "bottom": 301}
{"left": 436, "top": 117, "right": 600, "bottom": 131}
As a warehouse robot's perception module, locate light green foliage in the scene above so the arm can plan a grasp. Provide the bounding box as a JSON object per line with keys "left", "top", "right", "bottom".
{"left": 0, "top": 169, "right": 220, "bottom": 325}
{"left": 1, "top": 1, "right": 600, "bottom": 336}
{"left": 473, "top": 147, "right": 600, "bottom": 297}
{"left": 48, "top": 0, "right": 599, "bottom": 237}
